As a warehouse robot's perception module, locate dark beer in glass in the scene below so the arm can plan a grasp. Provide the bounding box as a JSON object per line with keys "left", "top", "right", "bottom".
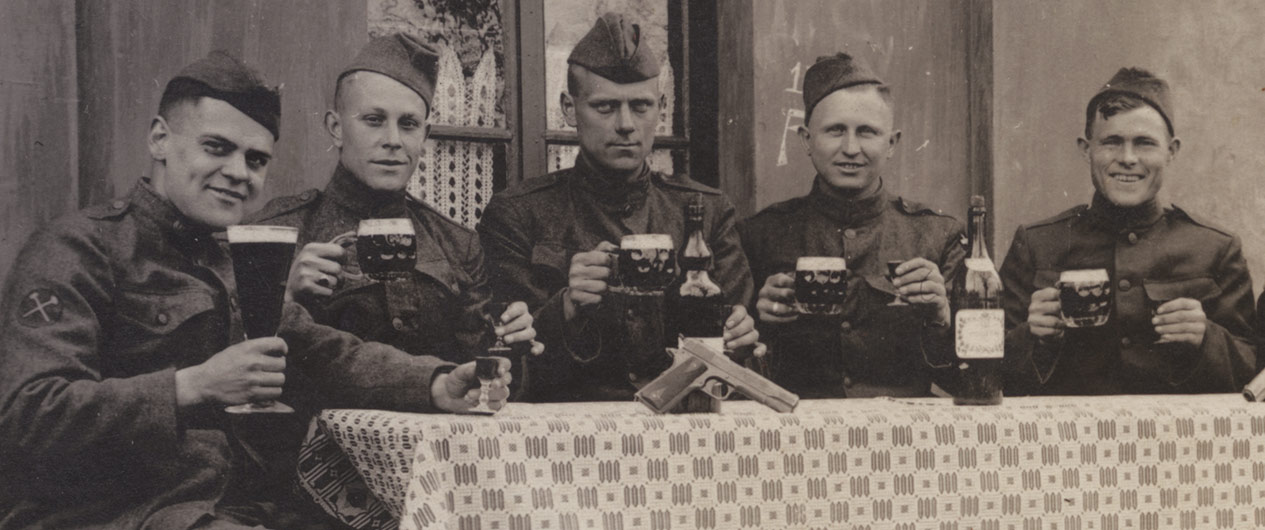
{"left": 355, "top": 219, "right": 416, "bottom": 281}
{"left": 1057, "top": 269, "right": 1111, "bottom": 328}
{"left": 794, "top": 257, "right": 847, "bottom": 315}
{"left": 613, "top": 234, "right": 676, "bottom": 295}
{"left": 225, "top": 225, "right": 298, "bottom": 414}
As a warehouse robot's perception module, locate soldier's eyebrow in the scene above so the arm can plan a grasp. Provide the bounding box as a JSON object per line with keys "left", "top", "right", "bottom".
{"left": 200, "top": 134, "right": 238, "bottom": 149}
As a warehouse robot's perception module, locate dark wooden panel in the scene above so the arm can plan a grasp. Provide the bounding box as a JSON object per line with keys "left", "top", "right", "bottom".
{"left": 75, "top": 0, "right": 366, "bottom": 209}
{"left": 966, "top": 0, "right": 994, "bottom": 253}
{"left": 716, "top": 0, "right": 756, "bottom": 217}
{"left": 0, "top": 0, "right": 78, "bottom": 286}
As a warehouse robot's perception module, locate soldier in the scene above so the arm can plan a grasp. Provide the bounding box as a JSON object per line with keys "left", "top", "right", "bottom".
{"left": 741, "top": 52, "right": 965, "bottom": 399}
{"left": 478, "top": 12, "right": 761, "bottom": 402}
{"left": 1000, "top": 67, "right": 1256, "bottom": 394}
{"left": 0, "top": 51, "right": 507, "bottom": 529}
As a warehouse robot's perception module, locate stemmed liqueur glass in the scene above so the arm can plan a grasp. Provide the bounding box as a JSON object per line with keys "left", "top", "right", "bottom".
{"left": 469, "top": 301, "right": 510, "bottom": 415}
{"left": 886, "top": 260, "right": 909, "bottom": 306}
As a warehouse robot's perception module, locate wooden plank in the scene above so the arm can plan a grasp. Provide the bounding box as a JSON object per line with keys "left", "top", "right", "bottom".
{"left": 686, "top": 0, "right": 719, "bottom": 188}
{"left": 517, "top": 0, "right": 547, "bottom": 180}
{"left": 0, "top": 0, "right": 78, "bottom": 286}
{"left": 716, "top": 0, "right": 756, "bottom": 217}
{"left": 966, "top": 0, "right": 994, "bottom": 253}
{"left": 500, "top": 0, "right": 522, "bottom": 189}
{"left": 431, "top": 125, "right": 515, "bottom": 142}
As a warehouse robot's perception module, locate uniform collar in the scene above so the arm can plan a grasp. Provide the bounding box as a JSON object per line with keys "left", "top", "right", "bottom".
{"left": 1086, "top": 191, "right": 1165, "bottom": 231}
{"left": 130, "top": 178, "right": 218, "bottom": 249}
{"left": 325, "top": 163, "right": 409, "bottom": 218}
{"left": 807, "top": 176, "right": 888, "bottom": 226}
{"left": 572, "top": 149, "right": 651, "bottom": 213}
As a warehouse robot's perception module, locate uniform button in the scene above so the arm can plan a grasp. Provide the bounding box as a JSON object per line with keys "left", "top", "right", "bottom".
{"left": 229, "top": 295, "right": 239, "bottom": 310}
{"left": 844, "top": 228, "right": 857, "bottom": 239}
{"left": 1121, "top": 337, "right": 1132, "bottom": 347}
{"left": 392, "top": 317, "right": 405, "bottom": 330}
{"left": 111, "top": 200, "right": 126, "bottom": 210}
{"left": 840, "top": 321, "right": 852, "bottom": 332}
{"left": 300, "top": 190, "right": 314, "bottom": 201}
{"left": 1127, "top": 232, "right": 1139, "bottom": 244}
{"left": 156, "top": 313, "right": 170, "bottom": 325}
{"left": 627, "top": 309, "right": 636, "bottom": 318}
{"left": 843, "top": 376, "right": 854, "bottom": 387}
{"left": 172, "top": 220, "right": 183, "bottom": 231}
{"left": 1119, "top": 279, "right": 1132, "bottom": 292}
{"left": 628, "top": 372, "right": 638, "bottom": 383}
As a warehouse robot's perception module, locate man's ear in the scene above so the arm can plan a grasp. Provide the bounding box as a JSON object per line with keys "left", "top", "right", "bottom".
{"left": 1168, "top": 136, "right": 1182, "bottom": 160}
{"left": 1077, "top": 137, "right": 1091, "bottom": 161}
{"left": 561, "top": 91, "right": 578, "bottom": 128}
{"left": 797, "top": 125, "right": 811, "bottom": 152}
{"left": 148, "top": 115, "right": 171, "bottom": 162}
{"left": 324, "top": 110, "right": 344, "bottom": 149}
{"left": 887, "top": 130, "right": 902, "bottom": 156}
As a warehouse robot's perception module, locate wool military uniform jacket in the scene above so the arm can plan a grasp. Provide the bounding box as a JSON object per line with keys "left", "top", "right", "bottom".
{"left": 0, "top": 180, "right": 452, "bottom": 529}
{"left": 478, "top": 154, "right": 754, "bottom": 402}
{"left": 999, "top": 194, "right": 1256, "bottom": 395}
{"left": 249, "top": 165, "right": 495, "bottom": 371}
{"left": 740, "top": 179, "right": 966, "bottom": 399}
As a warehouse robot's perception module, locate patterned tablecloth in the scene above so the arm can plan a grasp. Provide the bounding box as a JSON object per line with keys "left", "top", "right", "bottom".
{"left": 297, "top": 395, "right": 1265, "bottom": 529}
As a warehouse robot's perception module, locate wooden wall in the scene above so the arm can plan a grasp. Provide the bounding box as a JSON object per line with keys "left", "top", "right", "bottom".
{"left": 992, "top": 0, "right": 1265, "bottom": 293}
{"left": 1, "top": 0, "right": 78, "bottom": 286}
{"left": 739, "top": 0, "right": 981, "bottom": 221}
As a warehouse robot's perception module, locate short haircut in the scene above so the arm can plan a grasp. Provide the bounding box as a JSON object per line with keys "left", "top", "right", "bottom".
{"left": 157, "top": 78, "right": 216, "bottom": 123}
{"left": 1085, "top": 93, "right": 1152, "bottom": 139}
{"left": 804, "top": 83, "right": 894, "bottom": 127}
{"left": 332, "top": 72, "right": 431, "bottom": 118}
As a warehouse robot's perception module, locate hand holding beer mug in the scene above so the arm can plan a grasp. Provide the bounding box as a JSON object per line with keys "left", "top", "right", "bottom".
{"left": 1057, "top": 269, "right": 1111, "bottom": 328}
{"left": 329, "top": 218, "right": 417, "bottom": 282}
{"left": 226, "top": 225, "right": 298, "bottom": 414}
{"left": 610, "top": 234, "right": 677, "bottom": 295}
{"left": 793, "top": 257, "right": 847, "bottom": 315}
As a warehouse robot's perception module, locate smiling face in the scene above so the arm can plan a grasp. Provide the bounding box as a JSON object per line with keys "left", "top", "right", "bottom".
{"left": 1078, "top": 103, "right": 1180, "bottom": 208}
{"left": 148, "top": 97, "right": 274, "bottom": 228}
{"left": 328, "top": 71, "right": 430, "bottom": 192}
{"left": 562, "top": 66, "right": 664, "bottom": 177}
{"left": 799, "top": 85, "right": 900, "bottom": 195}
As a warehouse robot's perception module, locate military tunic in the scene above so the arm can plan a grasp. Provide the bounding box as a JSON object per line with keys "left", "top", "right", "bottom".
{"left": 0, "top": 181, "right": 259, "bottom": 529}
{"left": 999, "top": 194, "right": 1256, "bottom": 395}
{"left": 478, "top": 155, "right": 754, "bottom": 402}
{"left": 740, "top": 179, "right": 966, "bottom": 399}
{"left": 249, "top": 165, "right": 494, "bottom": 368}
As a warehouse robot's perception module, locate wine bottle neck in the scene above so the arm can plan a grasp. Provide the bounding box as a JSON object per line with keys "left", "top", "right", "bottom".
{"left": 969, "top": 208, "right": 990, "bottom": 260}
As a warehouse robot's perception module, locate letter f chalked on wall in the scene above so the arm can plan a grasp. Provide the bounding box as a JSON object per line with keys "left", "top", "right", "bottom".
{"left": 18, "top": 289, "right": 62, "bottom": 327}
{"left": 778, "top": 61, "right": 805, "bottom": 167}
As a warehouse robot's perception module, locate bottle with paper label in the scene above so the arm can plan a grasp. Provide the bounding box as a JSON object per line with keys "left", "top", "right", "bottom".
{"left": 673, "top": 194, "right": 728, "bottom": 353}
{"left": 953, "top": 195, "right": 1004, "bottom": 405}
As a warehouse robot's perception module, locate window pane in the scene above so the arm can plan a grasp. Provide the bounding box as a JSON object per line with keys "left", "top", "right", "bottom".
{"left": 543, "top": 0, "right": 677, "bottom": 136}
{"left": 547, "top": 144, "right": 677, "bottom": 176}
{"left": 410, "top": 139, "right": 505, "bottom": 228}
{"left": 370, "top": 0, "right": 506, "bottom": 128}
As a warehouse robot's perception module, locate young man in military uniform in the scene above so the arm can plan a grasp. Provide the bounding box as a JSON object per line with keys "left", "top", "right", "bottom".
{"left": 478, "top": 12, "right": 761, "bottom": 402}
{"left": 742, "top": 53, "right": 965, "bottom": 399}
{"left": 1000, "top": 68, "right": 1256, "bottom": 395}
{"left": 251, "top": 33, "right": 540, "bottom": 374}
{"left": 0, "top": 51, "right": 508, "bottom": 530}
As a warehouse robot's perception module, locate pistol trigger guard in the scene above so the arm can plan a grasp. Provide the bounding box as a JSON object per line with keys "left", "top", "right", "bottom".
{"left": 703, "top": 379, "right": 732, "bottom": 400}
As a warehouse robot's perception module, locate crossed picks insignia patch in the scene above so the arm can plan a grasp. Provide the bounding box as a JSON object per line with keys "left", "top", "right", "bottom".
{"left": 18, "top": 289, "right": 63, "bottom": 327}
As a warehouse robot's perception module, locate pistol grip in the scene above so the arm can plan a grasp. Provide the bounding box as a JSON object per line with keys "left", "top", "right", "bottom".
{"left": 635, "top": 356, "right": 708, "bottom": 413}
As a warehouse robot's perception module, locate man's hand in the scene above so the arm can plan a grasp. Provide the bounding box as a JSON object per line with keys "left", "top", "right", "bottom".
{"left": 892, "top": 258, "right": 950, "bottom": 326}
{"left": 175, "top": 337, "right": 287, "bottom": 408}
{"left": 496, "top": 301, "right": 545, "bottom": 355}
{"left": 1153, "top": 297, "right": 1206, "bottom": 348}
{"left": 287, "top": 242, "right": 348, "bottom": 304}
{"left": 723, "top": 304, "right": 766, "bottom": 357}
{"left": 431, "top": 358, "right": 513, "bottom": 413}
{"left": 1027, "top": 287, "right": 1064, "bottom": 340}
{"left": 756, "top": 272, "right": 798, "bottom": 323}
{"left": 563, "top": 241, "right": 618, "bottom": 321}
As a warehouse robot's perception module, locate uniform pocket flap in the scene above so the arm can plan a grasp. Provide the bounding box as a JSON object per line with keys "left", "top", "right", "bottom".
{"left": 1143, "top": 277, "right": 1221, "bottom": 302}
{"left": 415, "top": 259, "right": 460, "bottom": 295}
{"left": 116, "top": 287, "right": 218, "bottom": 334}
{"left": 530, "top": 242, "right": 569, "bottom": 273}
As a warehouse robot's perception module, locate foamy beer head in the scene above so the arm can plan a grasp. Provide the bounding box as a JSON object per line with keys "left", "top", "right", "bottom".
{"left": 1057, "top": 268, "right": 1111, "bottom": 328}
{"left": 227, "top": 225, "right": 298, "bottom": 338}
{"left": 614, "top": 233, "right": 676, "bottom": 294}
{"left": 794, "top": 257, "right": 847, "bottom": 315}
{"left": 355, "top": 218, "right": 416, "bottom": 280}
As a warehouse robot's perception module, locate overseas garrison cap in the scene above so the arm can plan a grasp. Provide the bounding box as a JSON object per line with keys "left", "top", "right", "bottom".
{"left": 567, "top": 12, "right": 660, "bottom": 83}
{"left": 1087, "top": 67, "right": 1174, "bottom": 136}
{"left": 163, "top": 50, "right": 281, "bottom": 139}
{"left": 339, "top": 33, "right": 440, "bottom": 111}
{"left": 802, "top": 52, "right": 884, "bottom": 119}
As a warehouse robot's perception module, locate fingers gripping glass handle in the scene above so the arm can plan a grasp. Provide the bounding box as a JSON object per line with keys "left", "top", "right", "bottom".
{"left": 328, "top": 231, "right": 365, "bottom": 282}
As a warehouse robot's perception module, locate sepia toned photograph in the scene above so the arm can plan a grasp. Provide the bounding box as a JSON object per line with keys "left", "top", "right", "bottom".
{"left": 2, "top": 1, "right": 1265, "bottom": 528}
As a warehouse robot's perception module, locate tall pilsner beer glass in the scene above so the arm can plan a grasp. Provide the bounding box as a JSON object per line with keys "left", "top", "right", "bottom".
{"left": 225, "top": 225, "right": 298, "bottom": 414}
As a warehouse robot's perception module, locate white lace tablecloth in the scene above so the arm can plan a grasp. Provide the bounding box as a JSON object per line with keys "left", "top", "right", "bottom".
{"left": 297, "top": 395, "right": 1265, "bottom": 529}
